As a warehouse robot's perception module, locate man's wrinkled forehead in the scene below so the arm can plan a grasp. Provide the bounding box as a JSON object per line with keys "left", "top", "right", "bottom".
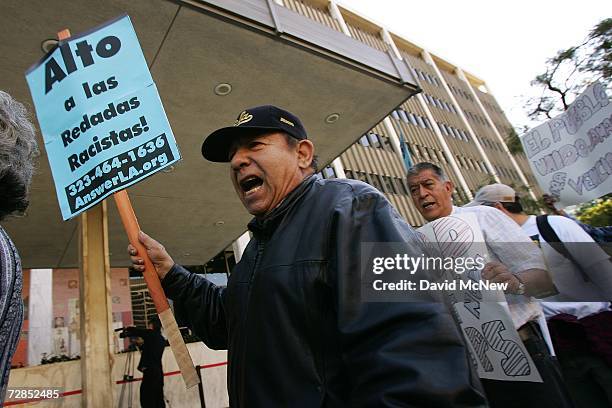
{"left": 407, "top": 169, "right": 441, "bottom": 185}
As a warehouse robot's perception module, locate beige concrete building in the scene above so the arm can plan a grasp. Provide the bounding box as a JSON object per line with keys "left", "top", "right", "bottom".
{"left": 281, "top": 0, "right": 541, "bottom": 227}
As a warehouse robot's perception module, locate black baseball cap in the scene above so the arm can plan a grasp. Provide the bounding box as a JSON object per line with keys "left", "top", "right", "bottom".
{"left": 201, "top": 105, "right": 308, "bottom": 162}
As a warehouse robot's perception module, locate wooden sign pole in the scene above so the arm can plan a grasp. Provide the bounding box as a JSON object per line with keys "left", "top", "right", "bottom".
{"left": 113, "top": 190, "right": 199, "bottom": 388}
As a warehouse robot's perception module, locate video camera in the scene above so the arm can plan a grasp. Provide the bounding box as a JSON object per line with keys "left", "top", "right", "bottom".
{"left": 115, "top": 326, "right": 141, "bottom": 339}
{"left": 115, "top": 325, "right": 193, "bottom": 340}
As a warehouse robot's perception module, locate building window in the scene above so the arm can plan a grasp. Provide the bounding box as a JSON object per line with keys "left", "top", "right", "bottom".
{"left": 368, "top": 133, "right": 382, "bottom": 148}
{"left": 416, "top": 115, "right": 426, "bottom": 129}
{"left": 428, "top": 148, "right": 437, "bottom": 161}
{"left": 397, "top": 177, "right": 410, "bottom": 195}
{"left": 414, "top": 145, "right": 423, "bottom": 158}
{"left": 382, "top": 176, "right": 398, "bottom": 194}
{"left": 439, "top": 123, "right": 447, "bottom": 135}
{"left": 322, "top": 166, "right": 337, "bottom": 179}
{"left": 381, "top": 135, "right": 393, "bottom": 151}
{"left": 408, "top": 113, "right": 418, "bottom": 127}
{"left": 368, "top": 174, "right": 383, "bottom": 191}
{"left": 440, "top": 150, "right": 449, "bottom": 163}
{"left": 355, "top": 171, "right": 369, "bottom": 184}
{"left": 407, "top": 143, "right": 415, "bottom": 156}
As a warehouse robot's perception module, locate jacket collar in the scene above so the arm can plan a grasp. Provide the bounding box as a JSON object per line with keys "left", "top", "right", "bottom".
{"left": 247, "top": 174, "right": 319, "bottom": 238}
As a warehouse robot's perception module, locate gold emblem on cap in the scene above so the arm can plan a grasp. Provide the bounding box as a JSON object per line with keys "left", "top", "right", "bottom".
{"left": 280, "top": 117, "right": 295, "bottom": 127}
{"left": 234, "top": 111, "right": 253, "bottom": 126}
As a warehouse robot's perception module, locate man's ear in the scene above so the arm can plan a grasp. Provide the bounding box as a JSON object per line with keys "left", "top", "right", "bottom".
{"left": 296, "top": 139, "right": 314, "bottom": 170}
{"left": 493, "top": 202, "right": 505, "bottom": 212}
{"left": 444, "top": 179, "right": 455, "bottom": 194}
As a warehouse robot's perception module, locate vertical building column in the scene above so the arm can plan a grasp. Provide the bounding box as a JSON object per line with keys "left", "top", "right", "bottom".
{"left": 79, "top": 203, "right": 114, "bottom": 407}
{"left": 328, "top": 0, "right": 351, "bottom": 36}
{"left": 456, "top": 69, "right": 538, "bottom": 201}
{"left": 381, "top": 117, "right": 403, "bottom": 157}
{"left": 421, "top": 50, "right": 501, "bottom": 183}
{"left": 232, "top": 231, "right": 251, "bottom": 263}
{"left": 413, "top": 92, "right": 474, "bottom": 199}
{"left": 27, "top": 268, "right": 53, "bottom": 366}
{"left": 331, "top": 158, "right": 346, "bottom": 178}
{"left": 381, "top": 28, "right": 473, "bottom": 199}
{"left": 378, "top": 30, "right": 411, "bottom": 163}
{"left": 379, "top": 114, "right": 404, "bottom": 164}
{"left": 324, "top": 2, "right": 350, "bottom": 181}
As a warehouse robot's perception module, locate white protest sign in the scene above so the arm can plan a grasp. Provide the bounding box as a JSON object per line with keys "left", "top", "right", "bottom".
{"left": 519, "top": 82, "right": 611, "bottom": 207}
{"left": 418, "top": 213, "right": 542, "bottom": 382}
{"left": 25, "top": 15, "right": 181, "bottom": 220}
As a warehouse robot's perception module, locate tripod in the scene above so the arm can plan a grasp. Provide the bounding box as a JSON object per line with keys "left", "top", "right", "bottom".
{"left": 118, "top": 344, "right": 138, "bottom": 408}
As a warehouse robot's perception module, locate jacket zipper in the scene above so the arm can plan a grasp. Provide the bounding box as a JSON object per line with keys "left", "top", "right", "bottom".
{"left": 237, "top": 239, "right": 265, "bottom": 406}
{"left": 249, "top": 240, "right": 266, "bottom": 284}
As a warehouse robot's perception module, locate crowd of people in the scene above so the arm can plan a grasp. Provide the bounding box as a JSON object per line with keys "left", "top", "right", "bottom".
{"left": 407, "top": 163, "right": 611, "bottom": 408}
{"left": 1, "top": 93, "right": 611, "bottom": 407}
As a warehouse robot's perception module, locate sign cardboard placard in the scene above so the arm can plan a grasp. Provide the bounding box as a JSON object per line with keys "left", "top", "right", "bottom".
{"left": 26, "top": 14, "right": 181, "bottom": 220}
{"left": 418, "top": 213, "right": 542, "bottom": 382}
{"left": 25, "top": 16, "right": 198, "bottom": 389}
{"left": 519, "top": 82, "right": 611, "bottom": 207}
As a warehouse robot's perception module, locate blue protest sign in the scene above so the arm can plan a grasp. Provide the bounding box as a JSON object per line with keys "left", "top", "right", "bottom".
{"left": 26, "top": 14, "right": 181, "bottom": 220}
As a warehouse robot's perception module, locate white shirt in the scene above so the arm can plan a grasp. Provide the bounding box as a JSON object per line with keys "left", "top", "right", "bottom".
{"left": 453, "top": 205, "right": 546, "bottom": 329}
{"left": 520, "top": 215, "right": 612, "bottom": 319}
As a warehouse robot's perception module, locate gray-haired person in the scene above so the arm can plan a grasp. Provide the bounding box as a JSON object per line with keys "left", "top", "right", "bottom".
{"left": 0, "top": 90, "right": 39, "bottom": 403}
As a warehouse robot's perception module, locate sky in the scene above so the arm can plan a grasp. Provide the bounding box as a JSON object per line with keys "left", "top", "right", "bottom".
{"left": 339, "top": 0, "right": 611, "bottom": 129}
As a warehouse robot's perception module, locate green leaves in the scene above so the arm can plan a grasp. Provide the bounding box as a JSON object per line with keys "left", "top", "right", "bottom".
{"left": 524, "top": 18, "right": 611, "bottom": 123}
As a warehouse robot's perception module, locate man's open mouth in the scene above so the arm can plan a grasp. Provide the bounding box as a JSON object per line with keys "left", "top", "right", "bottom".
{"left": 240, "top": 176, "right": 264, "bottom": 195}
{"left": 422, "top": 201, "right": 435, "bottom": 209}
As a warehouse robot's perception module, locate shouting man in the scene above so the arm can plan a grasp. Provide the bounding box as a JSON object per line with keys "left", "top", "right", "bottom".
{"left": 129, "top": 106, "right": 485, "bottom": 407}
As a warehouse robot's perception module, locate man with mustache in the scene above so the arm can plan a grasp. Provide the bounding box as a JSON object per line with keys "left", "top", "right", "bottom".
{"left": 129, "top": 106, "right": 485, "bottom": 407}
{"left": 406, "top": 161, "right": 572, "bottom": 408}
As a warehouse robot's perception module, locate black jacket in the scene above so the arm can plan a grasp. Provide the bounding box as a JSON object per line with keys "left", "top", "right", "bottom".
{"left": 162, "top": 175, "right": 485, "bottom": 407}
{"left": 126, "top": 327, "right": 166, "bottom": 373}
